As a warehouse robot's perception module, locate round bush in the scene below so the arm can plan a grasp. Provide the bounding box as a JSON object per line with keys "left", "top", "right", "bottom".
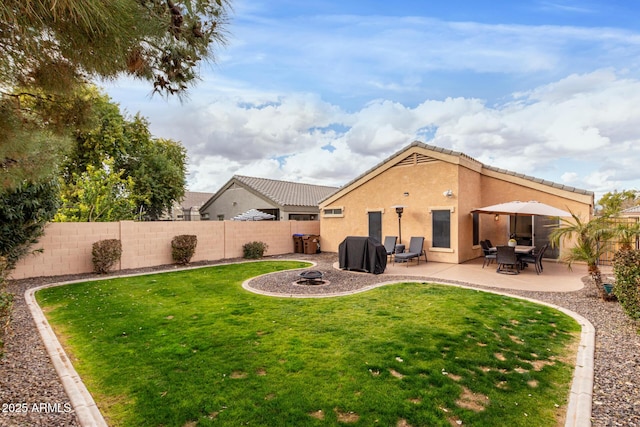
{"left": 172, "top": 235, "right": 198, "bottom": 265}
{"left": 92, "top": 239, "right": 122, "bottom": 274}
{"left": 242, "top": 241, "right": 268, "bottom": 259}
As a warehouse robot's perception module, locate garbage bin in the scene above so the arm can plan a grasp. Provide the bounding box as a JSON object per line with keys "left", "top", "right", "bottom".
{"left": 302, "top": 234, "right": 320, "bottom": 254}
{"left": 293, "top": 234, "right": 304, "bottom": 253}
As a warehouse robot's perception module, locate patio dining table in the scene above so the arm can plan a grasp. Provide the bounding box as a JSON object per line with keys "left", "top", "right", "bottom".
{"left": 491, "top": 245, "right": 534, "bottom": 254}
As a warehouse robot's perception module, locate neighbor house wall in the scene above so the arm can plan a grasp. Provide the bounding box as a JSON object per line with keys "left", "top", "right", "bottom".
{"left": 10, "top": 220, "right": 319, "bottom": 280}
{"left": 201, "top": 183, "right": 278, "bottom": 221}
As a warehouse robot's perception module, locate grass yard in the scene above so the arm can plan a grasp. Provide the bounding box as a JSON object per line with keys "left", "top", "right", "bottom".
{"left": 37, "top": 261, "right": 580, "bottom": 427}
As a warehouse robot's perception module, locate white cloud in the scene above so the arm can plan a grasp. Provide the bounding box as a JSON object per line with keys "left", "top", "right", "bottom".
{"left": 101, "top": 8, "right": 640, "bottom": 201}
{"left": 161, "top": 69, "right": 640, "bottom": 200}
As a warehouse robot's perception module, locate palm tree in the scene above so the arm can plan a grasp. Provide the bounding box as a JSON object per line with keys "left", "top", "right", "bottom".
{"left": 611, "top": 221, "right": 640, "bottom": 251}
{"left": 549, "top": 211, "right": 613, "bottom": 299}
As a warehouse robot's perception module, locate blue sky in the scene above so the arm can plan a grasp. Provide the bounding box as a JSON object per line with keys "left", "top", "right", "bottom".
{"left": 104, "top": 0, "right": 640, "bottom": 201}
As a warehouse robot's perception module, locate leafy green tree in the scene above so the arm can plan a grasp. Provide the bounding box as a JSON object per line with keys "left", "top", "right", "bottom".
{"left": 1, "top": 0, "right": 229, "bottom": 97}
{"left": 595, "top": 189, "right": 640, "bottom": 251}
{"left": 597, "top": 190, "right": 639, "bottom": 216}
{"left": 1, "top": 0, "right": 230, "bottom": 189}
{"left": 55, "top": 159, "right": 138, "bottom": 222}
{"left": 124, "top": 136, "right": 188, "bottom": 220}
{"left": 0, "top": 180, "right": 60, "bottom": 270}
{"left": 549, "top": 212, "right": 614, "bottom": 298}
{"left": 60, "top": 90, "right": 187, "bottom": 220}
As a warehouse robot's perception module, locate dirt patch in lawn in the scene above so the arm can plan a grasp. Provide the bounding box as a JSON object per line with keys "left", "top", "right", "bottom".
{"left": 309, "top": 410, "right": 324, "bottom": 420}
{"left": 456, "top": 386, "right": 489, "bottom": 412}
{"left": 230, "top": 371, "right": 247, "bottom": 379}
{"left": 334, "top": 408, "right": 360, "bottom": 423}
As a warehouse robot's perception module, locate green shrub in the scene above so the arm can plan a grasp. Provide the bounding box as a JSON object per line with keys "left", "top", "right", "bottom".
{"left": 613, "top": 249, "right": 640, "bottom": 320}
{"left": 171, "top": 235, "right": 197, "bottom": 265}
{"left": 242, "top": 241, "right": 269, "bottom": 259}
{"left": 92, "top": 239, "right": 123, "bottom": 274}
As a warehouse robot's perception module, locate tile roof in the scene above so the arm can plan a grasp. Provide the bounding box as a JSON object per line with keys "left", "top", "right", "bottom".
{"left": 412, "top": 141, "right": 593, "bottom": 196}
{"left": 621, "top": 205, "right": 640, "bottom": 214}
{"left": 234, "top": 175, "right": 338, "bottom": 207}
{"left": 320, "top": 141, "right": 593, "bottom": 203}
{"left": 180, "top": 191, "right": 215, "bottom": 209}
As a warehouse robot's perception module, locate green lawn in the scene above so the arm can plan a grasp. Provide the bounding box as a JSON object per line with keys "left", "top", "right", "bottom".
{"left": 37, "top": 261, "right": 580, "bottom": 427}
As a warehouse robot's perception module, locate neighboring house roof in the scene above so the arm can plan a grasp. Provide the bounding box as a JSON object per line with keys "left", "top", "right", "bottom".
{"left": 621, "top": 205, "right": 640, "bottom": 216}
{"left": 180, "top": 191, "right": 215, "bottom": 209}
{"left": 201, "top": 175, "right": 338, "bottom": 211}
{"left": 320, "top": 141, "right": 594, "bottom": 205}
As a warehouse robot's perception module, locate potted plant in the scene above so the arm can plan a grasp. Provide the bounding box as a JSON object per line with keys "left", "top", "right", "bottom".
{"left": 508, "top": 238, "right": 517, "bottom": 247}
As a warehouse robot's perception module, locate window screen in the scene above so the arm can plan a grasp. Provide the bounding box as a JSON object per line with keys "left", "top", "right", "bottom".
{"left": 432, "top": 210, "right": 451, "bottom": 248}
{"left": 472, "top": 212, "right": 479, "bottom": 246}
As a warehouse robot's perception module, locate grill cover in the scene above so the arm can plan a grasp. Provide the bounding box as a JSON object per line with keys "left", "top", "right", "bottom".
{"left": 338, "top": 236, "right": 387, "bottom": 274}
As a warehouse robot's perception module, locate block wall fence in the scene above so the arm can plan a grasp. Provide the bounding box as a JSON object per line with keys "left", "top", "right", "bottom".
{"left": 10, "top": 220, "right": 320, "bottom": 280}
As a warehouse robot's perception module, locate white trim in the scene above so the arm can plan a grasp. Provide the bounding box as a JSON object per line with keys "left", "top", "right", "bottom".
{"left": 428, "top": 206, "right": 455, "bottom": 213}
{"left": 429, "top": 247, "right": 454, "bottom": 253}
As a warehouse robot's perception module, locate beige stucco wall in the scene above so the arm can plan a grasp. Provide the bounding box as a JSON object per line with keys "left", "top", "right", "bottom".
{"left": 320, "top": 146, "right": 594, "bottom": 264}
{"left": 321, "top": 158, "right": 462, "bottom": 263}
{"left": 457, "top": 165, "right": 483, "bottom": 262}
{"left": 10, "top": 220, "right": 320, "bottom": 280}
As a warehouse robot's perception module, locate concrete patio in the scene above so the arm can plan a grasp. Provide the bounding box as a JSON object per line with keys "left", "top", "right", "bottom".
{"left": 379, "top": 256, "right": 611, "bottom": 292}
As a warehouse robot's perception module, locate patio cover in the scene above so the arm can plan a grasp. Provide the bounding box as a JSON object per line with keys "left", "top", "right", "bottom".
{"left": 471, "top": 201, "right": 571, "bottom": 217}
{"left": 232, "top": 209, "right": 276, "bottom": 221}
{"left": 338, "top": 236, "right": 387, "bottom": 274}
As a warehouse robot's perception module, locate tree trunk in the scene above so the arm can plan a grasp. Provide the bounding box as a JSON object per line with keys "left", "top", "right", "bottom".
{"left": 588, "top": 263, "right": 606, "bottom": 300}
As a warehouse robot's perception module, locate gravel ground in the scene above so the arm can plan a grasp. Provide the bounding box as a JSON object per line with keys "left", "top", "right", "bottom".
{"left": 1, "top": 252, "right": 638, "bottom": 426}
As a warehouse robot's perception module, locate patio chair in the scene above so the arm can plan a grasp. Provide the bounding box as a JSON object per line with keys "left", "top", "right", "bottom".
{"left": 496, "top": 245, "right": 519, "bottom": 275}
{"left": 394, "top": 237, "right": 427, "bottom": 267}
{"left": 519, "top": 243, "right": 548, "bottom": 274}
{"left": 480, "top": 240, "right": 496, "bottom": 268}
{"left": 484, "top": 239, "right": 494, "bottom": 249}
{"left": 382, "top": 236, "right": 397, "bottom": 261}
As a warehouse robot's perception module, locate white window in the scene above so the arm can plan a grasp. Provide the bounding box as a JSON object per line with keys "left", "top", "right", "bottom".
{"left": 323, "top": 207, "right": 344, "bottom": 217}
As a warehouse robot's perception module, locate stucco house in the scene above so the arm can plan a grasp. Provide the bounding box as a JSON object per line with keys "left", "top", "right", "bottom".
{"left": 168, "top": 191, "right": 215, "bottom": 221}
{"left": 157, "top": 191, "right": 214, "bottom": 221}
{"left": 200, "top": 175, "right": 338, "bottom": 221}
{"left": 319, "top": 141, "right": 594, "bottom": 264}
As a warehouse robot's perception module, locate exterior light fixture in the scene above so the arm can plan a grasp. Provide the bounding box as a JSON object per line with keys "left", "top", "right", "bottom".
{"left": 494, "top": 214, "right": 500, "bottom": 221}
{"left": 443, "top": 190, "right": 453, "bottom": 198}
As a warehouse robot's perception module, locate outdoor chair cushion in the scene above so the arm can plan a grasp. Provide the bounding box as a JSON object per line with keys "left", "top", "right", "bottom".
{"left": 394, "top": 236, "right": 427, "bottom": 266}
{"left": 382, "top": 236, "right": 397, "bottom": 258}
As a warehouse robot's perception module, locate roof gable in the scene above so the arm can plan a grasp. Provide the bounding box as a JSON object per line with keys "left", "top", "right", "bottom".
{"left": 621, "top": 205, "right": 640, "bottom": 216}
{"left": 320, "top": 141, "right": 593, "bottom": 206}
{"left": 179, "top": 191, "right": 214, "bottom": 209}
